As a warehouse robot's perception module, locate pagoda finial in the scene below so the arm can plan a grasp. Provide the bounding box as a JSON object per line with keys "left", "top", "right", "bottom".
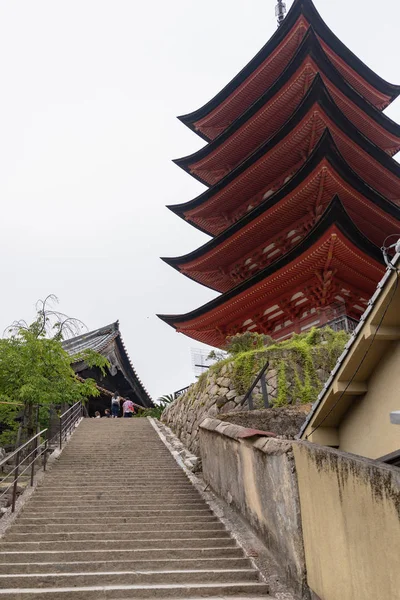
{"left": 275, "top": 0, "right": 287, "bottom": 26}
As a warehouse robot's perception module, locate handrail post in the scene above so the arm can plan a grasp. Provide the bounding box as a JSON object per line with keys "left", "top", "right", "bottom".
{"left": 43, "top": 440, "right": 48, "bottom": 472}
{"left": 12, "top": 449, "right": 20, "bottom": 513}
{"left": 260, "top": 373, "right": 270, "bottom": 408}
{"left": 30, "top": 435, "right": 38, "bottom": 487}
{"left": 59, "top": 415, "right": 63, "bottom": 450}
{"left": 242, "top": 360, "right": 270, "bottom": 411}
{"left": 248, "top": 392, "right": 254, "bottom": 411}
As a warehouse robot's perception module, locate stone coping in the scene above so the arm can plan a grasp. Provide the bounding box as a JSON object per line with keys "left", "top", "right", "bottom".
{"left": 200, "top": 418, "right": 293, "bottom": 455}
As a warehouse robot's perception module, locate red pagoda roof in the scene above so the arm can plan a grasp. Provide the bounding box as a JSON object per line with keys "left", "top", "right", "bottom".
{"left": 179, "top": 0, "right": 400, "bottom": 141}
{"left": 169, "top": 78, "right": 400, "bottom": 236}
{"left": 158, "top": 199, "right": 385, "bottom": 347}
{"left": 163, "top": 133, "right": 400, "bottom": 292}
{"left": 175, "top": 30, "right": 400, "bottom": 187}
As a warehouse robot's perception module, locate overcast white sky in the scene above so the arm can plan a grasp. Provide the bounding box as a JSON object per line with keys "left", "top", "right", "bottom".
{"left": 0, "top": 0, "right": 399, "bottom": 400}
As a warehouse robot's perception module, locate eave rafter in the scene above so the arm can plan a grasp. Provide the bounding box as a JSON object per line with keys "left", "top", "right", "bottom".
{"left": 178, "top": 0, "right": 400, "bottom": 140}
{"left": 170, "top": 79, "right": 400, "bottom": 237}
{"left": 176, "top": 31, "right": 400, "bottom": 188}
{"left": 158, "top": 200, "right": 385, "bottom": 347}
{"left": 163, "top": 134, "right": 400, "bottom": 293}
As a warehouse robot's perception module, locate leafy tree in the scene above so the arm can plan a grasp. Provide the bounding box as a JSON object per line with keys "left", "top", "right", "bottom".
{"left": 0, "top": 296, "right": 109, "bottom": 446}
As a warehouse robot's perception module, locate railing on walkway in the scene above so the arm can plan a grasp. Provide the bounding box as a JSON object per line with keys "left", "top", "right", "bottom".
{"left": 58, "top": 401, "right": 83, "bottom": 449}
{"left": 174, "top": 386, "right": 190, "bottom": 400}
{"left": 0, "top": 401, "right": 83, "bottom": 513}
{"left": 0, "top": 429, "right": 48, "bottom": 512}
{"left": 242, "top": 360, "right": 270, "bottom": 411}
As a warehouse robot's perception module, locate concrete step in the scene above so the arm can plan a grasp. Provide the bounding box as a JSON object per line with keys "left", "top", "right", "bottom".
{"left": 16, "top": 515, "right": 218, "bottom": 526}
{"left": 0, "top": 557, "right": 252, "bottom": 574}
{"left": 19, "top": 509, "right": 212, "bottom": 519}
{"left": 0, "top": 419, "right": 267, "bottom": 599}
{"left": 23, "top": 502, "right": 207, "bottom": 512}
{"left": 0, "top": 582, "right": 270, "bottom": 598}
{"left": 5, "top": 530, "right": 230, "bottom": 542}
{"left": 12, "top": 520, "right": 222, "bottom": 533}
{"left": 0, "top": 537, "right": 237, "bottom": 552}
{"left": 0, "top": 568, "right": 260, "bottom": 588}
{"left": 0, "top": 547, "right": 245, "bottom": 564}
{"left": 30, "top": 493, "right": 201, "bottom": 502}
{"left": 37, "top": 485, "right": 195, "bottom": 493}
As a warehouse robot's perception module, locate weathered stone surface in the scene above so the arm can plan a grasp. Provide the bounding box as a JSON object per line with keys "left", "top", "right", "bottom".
{"left": 220, "top": 401, "right": 236, "bottom": 414}
{"left": 218, "top": 387, "right": 229, "bottom": 397}
{"left": 162, "top": 357, "right": 317, "bottom": 455}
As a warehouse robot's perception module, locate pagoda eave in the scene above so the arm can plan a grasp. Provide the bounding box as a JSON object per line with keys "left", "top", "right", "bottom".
{"left": 170, "top": 80, "right": 400, "bottom": 235}
{"left": 158, "top": 199, "right": 385, "bottom": 347}
{"left": 176, "top": 30, "right": 400, "bottom": 186}
{"left": 179, "top": 0, "right": 400, "bottom": 140}
{"left": 165, "top": 139, "right": 400, "bottom": 291}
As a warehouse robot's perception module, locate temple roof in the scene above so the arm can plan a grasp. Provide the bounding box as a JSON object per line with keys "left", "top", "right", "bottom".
{"left": 63, "top": 321, "right": 152, "bottom": 407}
{"left": 63, "top": 322, "right": 120, "bottom": 356}
{"left": 158, "top": 199, "right": 385, "bottom": 347}
{"left": 163, "top": 133, "right": 400, "bottom": 292}
{"left": 169, "top": 78, "right": 400, "bottom": 236}
{"left": 179, "top": 0, "right": 400, "bottom": 140}
{"left": 175, "top": 29, "right": 400, "bottom": 187}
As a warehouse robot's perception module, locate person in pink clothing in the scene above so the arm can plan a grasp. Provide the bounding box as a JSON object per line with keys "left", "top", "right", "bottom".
{"left": 122, "top": 399, "right": 135, "bottom": 418}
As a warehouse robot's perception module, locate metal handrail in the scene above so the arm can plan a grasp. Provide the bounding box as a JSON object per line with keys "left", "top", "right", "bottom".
{"left": 59, "top": 401, "right": 82, "bottom": 449}
{"left": 0, "top": 429, "right": 47, "bottom": 471}
{"left": 0, "top": 428, "right": 48, "bottom": 512}
{"left": 0, "top": 401, "right": 84, "bottom": 514}
{"left": 242, "top": 360, "right": 270, "bottom": 411}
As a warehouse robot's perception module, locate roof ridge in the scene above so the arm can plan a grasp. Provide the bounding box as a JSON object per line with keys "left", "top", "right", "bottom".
{"left": 62, "top": 321, "right": 119, "bottom": 348}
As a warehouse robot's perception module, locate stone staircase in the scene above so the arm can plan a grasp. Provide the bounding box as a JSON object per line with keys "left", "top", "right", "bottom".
{"left": 0, "top": 418, "right": 270, "bottom": 598}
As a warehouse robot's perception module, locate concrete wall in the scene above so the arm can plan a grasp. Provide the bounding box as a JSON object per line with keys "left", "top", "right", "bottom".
{"left": 199, "top": 418, "right": 308, "bottom": 598}
{"left": 200, "top": 418, "right": 400, "bottom": 600}
{"left": 339, "top": 340, "right": 400, "bottom": 459}
{"left": 293, "top": 442, "right": 400, "bottom": 600}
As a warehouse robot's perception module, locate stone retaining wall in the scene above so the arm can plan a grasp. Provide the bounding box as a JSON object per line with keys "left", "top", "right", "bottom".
{"left": 162, "top": 360, "right": 283, "bottom": 455}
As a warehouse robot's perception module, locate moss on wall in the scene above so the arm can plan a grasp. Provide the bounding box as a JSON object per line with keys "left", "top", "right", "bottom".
{"left": 210, "top": 327, "right": 349, "bottom": 406}
{"left": 162, "top": 327, "right": 349, "bottom": 454}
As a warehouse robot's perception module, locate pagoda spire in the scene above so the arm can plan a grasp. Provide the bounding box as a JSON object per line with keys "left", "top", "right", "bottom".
{"left": 275, "top": 0, "right": 287, "bottom": 26}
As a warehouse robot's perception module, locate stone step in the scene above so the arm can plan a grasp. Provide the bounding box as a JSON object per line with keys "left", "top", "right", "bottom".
{"left": 0, "top": 537, "right": 237, "bottom": 552}
{"left": 39, "top": 482, "right": 191, "bottom": 487}
{"left": 0, "top": 547, "right": 244, "bottom": 564}
{"left": 24, "top": 501, "right": 206, "bottom": 512}
{"left": 19, "top": 508, "right": 212, "bottom": 519}
{"left": 12, "top": 520, "right": 221, "bottom": 533}
{"left": 0, "top": 419, "right": 267, "bottom": 599}
{"left": 37, "top": 485, "right": 195, "bottom": 493}
{"left": 30, "top": 493, "right": 201, "bottom": 502}
{"left": 0, "top": 582, "right": 270, "bottom": 598}
{"left": 0, "top": 557, "right": 252, "bottom": 574}
{"left": 16, "top": 515, "right": 217, "bottom": 526}
{"left": 0, "top": 568, "right": 260, "bottom": 589}
{"left": 5, "top": 529, "right": 230, "bottom": 542}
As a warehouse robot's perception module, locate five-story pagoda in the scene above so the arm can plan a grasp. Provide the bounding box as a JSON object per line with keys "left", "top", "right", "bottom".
{"left": 159, "top": 0, "right": 400, "bottom": 348}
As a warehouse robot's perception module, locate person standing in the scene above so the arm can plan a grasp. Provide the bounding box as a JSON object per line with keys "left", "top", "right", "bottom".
{"left": 111, "top": 392, "right": 121, "bottom": 418}
{"left": 122, "top": 399, "right": 135, "bottom": 418}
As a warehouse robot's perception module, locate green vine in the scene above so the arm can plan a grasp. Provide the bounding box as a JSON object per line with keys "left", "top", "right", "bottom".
{"left": 276, "top": 361, "right": 289, "bottom": 407}
{"left": 208, "top": 327, "right": 349, "bottom": 407}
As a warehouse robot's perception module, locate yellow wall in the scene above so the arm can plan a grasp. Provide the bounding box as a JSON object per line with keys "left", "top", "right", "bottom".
{"left": 339, "top": 341, "right": 400, "bottom": 459}
{"left": 293, "top": 442, "right": 400, "bottom": 600}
